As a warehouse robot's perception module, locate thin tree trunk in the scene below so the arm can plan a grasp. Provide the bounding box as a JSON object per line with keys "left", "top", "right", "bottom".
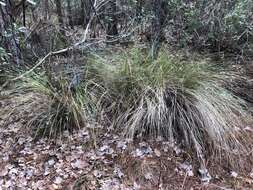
{"left": 43, "top": 0, "right": 49, "bottom": 20}
{"left": 80, "top": 0, "right": 86, "bottom": 28}
{"left": 55, "top": 0, "right": 63, "bottom": 25}
{"left": 66, "top": 0, "right": 73, "bottom": 29}
{"left": 150, "top": 0, "right": 167, "bottom": 59}
{"left": 22, "top": 0, "right": 25, "bottom": 26}
{"left": 106, "top": 0, "right": 118, "bottom": 39}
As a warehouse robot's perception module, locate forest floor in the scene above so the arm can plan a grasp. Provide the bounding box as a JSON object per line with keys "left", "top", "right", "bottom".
{"left": 0, "top": 94, "right": 253, "bottom": 190}
{"left": 0, "top": 55, "right": 253, "bottom": 190}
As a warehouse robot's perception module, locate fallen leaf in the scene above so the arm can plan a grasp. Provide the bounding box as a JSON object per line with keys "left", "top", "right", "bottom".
{"left": 54, "top": 176, "right": 63, "bottom": 184}
{"left": 71, "top": 159, "right": 88, "bottom": 169}
{"left": 154, "top": 149, "right": 161, "bottom": 157}
{"left": 231, "top": 171, "right": 238, "bottom": 178}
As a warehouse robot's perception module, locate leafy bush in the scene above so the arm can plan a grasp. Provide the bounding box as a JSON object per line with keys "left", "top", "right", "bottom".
{"left": 90, "top": 48, "right": 248, "bottom": 162}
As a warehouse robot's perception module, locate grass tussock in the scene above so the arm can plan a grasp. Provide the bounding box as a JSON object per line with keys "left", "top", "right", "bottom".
{"left": 89, "top": 48, "right": 249, "bottom": 162}
{"left": 16, "top": 71, "right": 98, "bottom": 138}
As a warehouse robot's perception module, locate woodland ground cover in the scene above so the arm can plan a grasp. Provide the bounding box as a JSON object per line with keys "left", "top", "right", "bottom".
{"left": 0, "top": 0, "right": 253, "bottom": 189}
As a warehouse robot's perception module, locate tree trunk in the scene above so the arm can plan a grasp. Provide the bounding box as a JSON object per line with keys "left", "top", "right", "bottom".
{"left": 80, "top": 0, "right": 86, "bottom": 28}
{"left": 22, "top": 0, "right": 25, "bottom": 26}
{"left": 43, "top": 0, "right": 49, "bottom": 20}
{"left": 66, "top": 0, "right": 73, "bottom": 28}
{"left": 106, "top": 0, "right": 118, "bottom": 39}
{"left": 150, "top": 0, "right": 167, "bottom": 59}
{"left": 55, "top": 0, "right": 63, "bottom": 25}
{"left": 0, "top": 0, "right": 21, "bottom": 64}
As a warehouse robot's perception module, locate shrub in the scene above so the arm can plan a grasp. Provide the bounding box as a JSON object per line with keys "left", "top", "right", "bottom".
{"left": 90, "top": 48, "right": 249, "bottom": 163}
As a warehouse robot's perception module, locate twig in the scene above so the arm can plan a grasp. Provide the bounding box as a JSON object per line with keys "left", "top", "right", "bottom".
{"left": 180, "top": 172, "right": 188, "bottom": 190}
{"left": 157, "top": 158, "right": 162, "bottom": 189}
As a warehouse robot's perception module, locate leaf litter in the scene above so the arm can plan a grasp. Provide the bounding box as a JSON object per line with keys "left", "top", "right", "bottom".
{"left": 0, "top": 99, "right": 253, "bottom": 189}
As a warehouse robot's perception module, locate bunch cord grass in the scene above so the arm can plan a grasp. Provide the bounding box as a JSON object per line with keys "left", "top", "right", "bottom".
{"left": 89, "top": 47, "right": 249, "bottom": 165}
{"left": 15, "top": 71, "right": 99, "bottom": 139}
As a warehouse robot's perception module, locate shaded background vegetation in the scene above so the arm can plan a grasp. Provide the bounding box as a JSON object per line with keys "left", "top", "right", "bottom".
{"left": 0, "top": 0, "right": 253, "bottom": 63}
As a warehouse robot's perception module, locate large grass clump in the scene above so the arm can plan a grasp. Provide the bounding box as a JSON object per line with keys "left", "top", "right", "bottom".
{"left": 89, "top": 48, "right": 249, "bottom": 162}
